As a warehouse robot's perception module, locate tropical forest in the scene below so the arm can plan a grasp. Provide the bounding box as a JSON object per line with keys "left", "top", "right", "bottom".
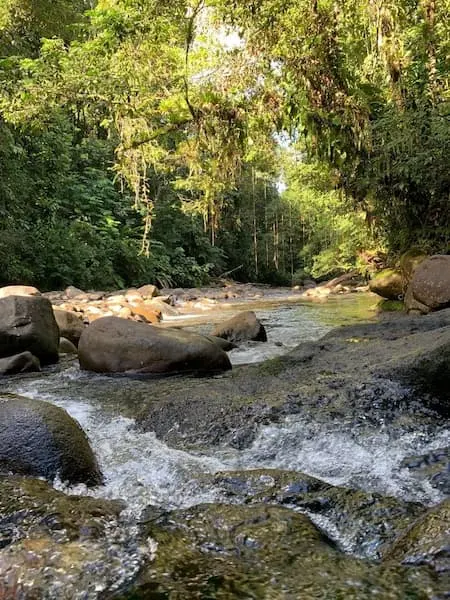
{"left": 1, "top": 0, "right": 448, "bottom": 290}
{"left": 0, "top": 2, "right": 449, "bottom": 599}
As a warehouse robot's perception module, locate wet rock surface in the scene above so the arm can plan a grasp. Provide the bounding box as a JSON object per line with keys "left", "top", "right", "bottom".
{"left": 0, "top": 292, "right": 448, "bottom": 599}
{"left": 136, "top": 308, "right": 450, "bottom": 448}
{"left": 116, "top": 502, "right": 445, "bottom": 599}
{"left": 204, "top": 469, "right": 425, "bottom": 558}
{"left": 0, "top": 394, "right": 102, "bottom": 485}
{"left": 0, "top": 476, "right": 148, "bottom": 599}
{"left": 384, "top": 498, "right": 450, "bottom": 576}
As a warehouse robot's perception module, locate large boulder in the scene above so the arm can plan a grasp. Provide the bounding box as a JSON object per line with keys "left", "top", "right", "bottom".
{"left": 0, "top": 285, "right": 41, "bottom": 298}
{"left": 0, "top": 295, "right": 59, "bottom": 364}
{"left": 408, "top": 254, "right": 450, "bottom": 311}
{"left": 0, "top": 351, "right": 40, "bottom": 376}
{"left": 369, "top": 269, "right": 404, "bottom": 300}
{"left": 53, "top": 307, "right": 85, "bottom": 345}
{"left": 78, "top": 316, "right": 232, "bottom": 374}
{"left": 0, "top": 395, "right": 102, "bottom": 486}
{"left": 404, "top": 284, "right": 430, "bottom": 314}
{"left": 212, "top": 310, "right": 267, "bottom": 343}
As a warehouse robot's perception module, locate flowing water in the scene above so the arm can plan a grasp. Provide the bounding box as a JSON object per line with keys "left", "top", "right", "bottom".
{"left": 5, "top": 294, "right": 448, "bottom": 512}
{"left": 2, "top": 294, "right": 449, "bottom": 596}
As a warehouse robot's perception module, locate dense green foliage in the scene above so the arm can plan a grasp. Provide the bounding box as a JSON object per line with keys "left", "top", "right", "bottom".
{"left": 0, "top": 0, "right": 448, "bottom": 290}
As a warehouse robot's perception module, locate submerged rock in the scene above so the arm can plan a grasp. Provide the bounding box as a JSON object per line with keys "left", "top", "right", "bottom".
{"left": 0, "top": 295, "right": 59, "bottom": 365}
{"left": 118, "top": 502, "right": 443, "bottom": 599}
{"left": 0, "top": 395, "right": 102, "bottom": 486}
{"left": 79, "top": 316, "right": 231, "bottom": 374}
{"left": 212, "top": 310, "right": 267, "bottom": 343}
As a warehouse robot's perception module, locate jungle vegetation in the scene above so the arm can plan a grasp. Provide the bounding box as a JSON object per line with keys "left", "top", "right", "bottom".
{"left": 0, "top": 0, "right": 448, "bottom": 289}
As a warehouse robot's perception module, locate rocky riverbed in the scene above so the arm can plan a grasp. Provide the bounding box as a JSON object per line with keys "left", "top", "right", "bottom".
{"left": 0, "top": 290, "right": 449, "bottom": 599}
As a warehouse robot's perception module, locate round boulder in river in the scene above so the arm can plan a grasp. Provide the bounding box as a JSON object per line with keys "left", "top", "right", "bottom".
{"left": 78, "top": 316, "right": 232, "bottom": 374}
{"left": 212, "top": 310, "right": 267, "bottom": 343}
{"left": 0, "top": 395, "right": 102, "bottom": 486}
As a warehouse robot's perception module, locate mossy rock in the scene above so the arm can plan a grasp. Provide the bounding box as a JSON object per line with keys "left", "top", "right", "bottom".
{"left": 369, "top": 269, "right": 404, "bottom": 300}
{"left": 207, "top": 469, "right": 424, "bottom": 557}
{"left": 0, "top": 475, "right": 123, "bottom": 546}
{"left": 399, "top": 249, "right": 428, "bottom": 282}
{"left": 384, "top": 498, "right": 450, "bottom": 575}
{"left": 0, "top": 394, "right": 103, "bottom": 486}
{"left": 117, "top": 502, "right": 442, "bottom": 599}
{"left": 0, "top": 475, "right": 130, "bottom": 599}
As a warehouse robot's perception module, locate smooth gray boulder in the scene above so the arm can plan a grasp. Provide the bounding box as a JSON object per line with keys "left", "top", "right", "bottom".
{"left": 212, "top": 310, "right": 267, "bottom": 343}
{"left": 408, "top": 254, "right": 450, "bottom": 311}
{"left": 0, "top": 395, "right": 102, "bottom": 486}
{"left": 0, "top": 351, "right": 40, "bottom": 376}
{"left": 78, "top": 316, "right": 232, "bottom": 374}
{"left": 0, "top": 295, "right": 59, "bottom": 364}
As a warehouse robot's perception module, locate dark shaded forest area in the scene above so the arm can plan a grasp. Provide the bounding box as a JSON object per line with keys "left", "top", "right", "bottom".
{"left": 0, "top": 0, "right": 448, "bottom": 291}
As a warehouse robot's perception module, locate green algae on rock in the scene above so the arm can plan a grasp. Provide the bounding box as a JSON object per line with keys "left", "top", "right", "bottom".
{"left": 0, "top": 476, "right": 149, "bottom": 599}
{"left": 116, "top": 503, "right": 443, "bottom": 599}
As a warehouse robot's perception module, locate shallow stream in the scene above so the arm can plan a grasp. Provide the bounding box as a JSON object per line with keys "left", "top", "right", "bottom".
{"left": 2, "top": 293, "right": 449, "bottom": 597}
{"left": 5, "top": 294, "right": 448, "bottom": 513}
